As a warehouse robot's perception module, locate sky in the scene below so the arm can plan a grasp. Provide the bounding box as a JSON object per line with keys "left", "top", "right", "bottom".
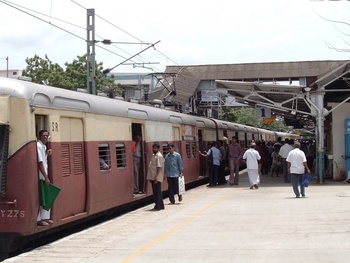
{"left": 0, "top": 0, "right": 349, "bottom": 74}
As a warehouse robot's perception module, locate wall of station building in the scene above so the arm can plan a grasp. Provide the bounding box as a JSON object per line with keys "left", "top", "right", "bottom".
{"left": 328, "top": 102, "right": 350, "bottom": 180}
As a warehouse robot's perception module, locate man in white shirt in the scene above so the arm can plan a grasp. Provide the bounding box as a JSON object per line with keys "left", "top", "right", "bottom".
{"left": 286, "top": 141, "right": 311, "bottom": 198}
{"left": 243, "top": 142, "right": 261, "bottom": 189}
{"left": 37, "top": 129, "right": 54, "bottom": 226}
{"left": 278, "top": 139, "right": 294, "bottom": 183}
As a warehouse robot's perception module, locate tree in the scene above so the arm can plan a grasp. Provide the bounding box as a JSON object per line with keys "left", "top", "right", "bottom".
{"left": 221, "top": 108, "right": 237, "bottom": 122}
{"left": 22, "top": 54, "right": 65, "bottom": 87}
{"left": 234, "top": 108, "right": 258, "bottom": 127}
{"left": 221, "top": 108, "right": 288, "bottom": 132}
{"left": 22, "top": 54, "right": 120, "bottom": 94}
{"left": 222, "top": 108, "right": 258, "bottom": 127}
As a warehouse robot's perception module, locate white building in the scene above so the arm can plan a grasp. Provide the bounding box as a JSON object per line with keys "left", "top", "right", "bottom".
{"left": 0, "top": 69, "right": 22, "bottom": 79}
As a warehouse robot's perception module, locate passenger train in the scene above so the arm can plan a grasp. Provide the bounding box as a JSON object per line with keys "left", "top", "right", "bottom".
{"left": 0, "top": 77, "right": 298, "bottom": 259}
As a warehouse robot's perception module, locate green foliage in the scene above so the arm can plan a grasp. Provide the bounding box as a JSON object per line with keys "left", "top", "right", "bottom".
{"left": 22, "top": 55, "right": 65, "bottom": 87}
{"left": 221, "top": 108, "right": 288, "bottom": 131}
{"left": 22, "top": 54, "right": 121, "bottom": 94}
{"left": 221, "top": 108, "right": 237, "bottom": 122}
{"left": 234, "top": 108, "right": 258, "bottom": 126}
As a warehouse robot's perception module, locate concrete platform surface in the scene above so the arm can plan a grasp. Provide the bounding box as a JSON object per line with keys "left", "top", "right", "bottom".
{"left": 5, "top": 173, "right": 350, "bottom": 263}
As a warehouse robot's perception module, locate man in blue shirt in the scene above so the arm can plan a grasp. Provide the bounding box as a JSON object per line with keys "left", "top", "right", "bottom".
{"left": 164, "top": 143, "right": 184, "bottom": 204}
{"left": 199, "top": 141, "right": 221, "bottom": 187}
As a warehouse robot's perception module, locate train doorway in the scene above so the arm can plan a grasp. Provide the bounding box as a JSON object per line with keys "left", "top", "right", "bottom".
{"left": 198, "top": 129, "right": 206, "bottom": 177}
{"left": 131, "top": 123, "right": 145, "bottom": 194}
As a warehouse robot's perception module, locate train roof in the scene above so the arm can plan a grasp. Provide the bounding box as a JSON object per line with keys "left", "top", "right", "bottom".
{"left": 0, "top": 77, "right": 298, "bottom": 137}
{"left": 0, "top": 77, "right": 215, "bottom": 127}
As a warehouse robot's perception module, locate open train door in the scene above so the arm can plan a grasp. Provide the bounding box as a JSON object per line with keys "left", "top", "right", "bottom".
{"left": 35, "top": 115, "right": 87, "bottom": 220}
{"left": 198, "top": 129, "right": 206, "bottom": 177}
{"left": 131, "top": 123, "right": 145, "bottom": 194}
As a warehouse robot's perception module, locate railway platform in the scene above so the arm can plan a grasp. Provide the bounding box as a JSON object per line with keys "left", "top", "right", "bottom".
{"left": 5, "top": 171, "right": 350, "bottom": 263}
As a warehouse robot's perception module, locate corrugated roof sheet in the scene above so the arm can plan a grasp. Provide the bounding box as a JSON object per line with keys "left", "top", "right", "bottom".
{"left": 149, "top": 67, "right": 200, "bottom": 107}
{"left": 166, "top": 60, "right": 347, "bottom": 80}
{"left": 150, "top": 60, "right": 348, "bottom": 108}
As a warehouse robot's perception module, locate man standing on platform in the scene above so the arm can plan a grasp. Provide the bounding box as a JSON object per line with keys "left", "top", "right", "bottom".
{"left": 243, "top": 142, "right": 261, "bottom": 189}
{"left": 279, "top": 138, "right": 294, "bottom": 183}
{"left": 287, "top": 141, "right": 311, "bottom": 198}
{"left": 218, "top": 140, "right": 227, "bottom": 185}
{"left": 164, "top": 143, "right": 184, "bottom": 204}
{"left": 199, "top": 141, "right": 221, "bottom": 187}
{"left": 147, "top": 142, "right": 165, "bottom": 211}
{"left": 228, "top": 136, "right": 242, "bottom": 185}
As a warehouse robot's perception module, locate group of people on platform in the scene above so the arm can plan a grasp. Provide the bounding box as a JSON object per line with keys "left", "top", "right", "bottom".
{"left": 132, "top": 136, "right": 184, "bottom": 211}
{"left": 199, "top": 137, "right": 242, "bottom": 187}
{"left": 37, "top": 130, "right": 314, "bottom": 226}
{"left": 199, "top": 136, "right": 313, "bottom": 198}
{"left": 146, "top": 142, "right": 184, "bottom": 211}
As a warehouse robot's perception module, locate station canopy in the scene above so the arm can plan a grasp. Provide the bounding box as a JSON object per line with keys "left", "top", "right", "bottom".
{"left": 216, "top": 60, "right": 350, "bottom": 123}
{"left": 216, "top": 80, "right": 311, "bottom": 119}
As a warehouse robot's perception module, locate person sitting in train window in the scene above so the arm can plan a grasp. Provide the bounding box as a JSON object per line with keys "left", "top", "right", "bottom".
{"left": 37, "top": 129, "right": 54, "bottom": 226}
{"left": 100, "top": 158, "right": 110, "bottom": 170}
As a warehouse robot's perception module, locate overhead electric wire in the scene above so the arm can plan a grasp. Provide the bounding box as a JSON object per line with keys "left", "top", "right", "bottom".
{"left": 71, "top": 0, "right": 144, "bottom": 43}
{"left": 1, "top": 0, "right": 178, "bottom": 72}
{"left": 1, "top": 0, "right": 132, "bottom": 60}
{"left": 70, "top": 0, "right": 157, "bottom": 70}
{"left": 0, "top": 0, "right": 135, "bottom": 61}
{"left": 0, "top": 0, "right": 85, "bottom": 42}
{"left": 70, "top": 0, "right": 180, "bottom": 71}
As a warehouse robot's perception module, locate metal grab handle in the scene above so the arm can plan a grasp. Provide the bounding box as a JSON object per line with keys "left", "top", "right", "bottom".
{"left": 0, "top": 199, "right": 17, "bottom": 207}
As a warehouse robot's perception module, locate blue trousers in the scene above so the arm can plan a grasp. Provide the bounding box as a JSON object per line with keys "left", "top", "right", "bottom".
{"left": 290, "top": 173, "right": 305, "bottom": 197}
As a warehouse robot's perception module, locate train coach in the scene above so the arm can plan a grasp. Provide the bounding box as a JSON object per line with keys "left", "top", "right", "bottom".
{"left": 0, "top": 77, "right": 297, "bottom": 259}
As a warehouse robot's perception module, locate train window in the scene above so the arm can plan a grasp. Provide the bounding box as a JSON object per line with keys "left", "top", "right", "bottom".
{"left": 162, "top": 143, "right": 169, "bottom": 157}
{"left": 185, "top": 142, "right": 191, "bottom": 159}
{"left": 115, "top": 143, "right": 126, "bottom": 169}
{"left": 192, "top": 142, "right": 197, "bottom": 158}
{"left": 99, "top": 144, "right": 111, "bottom": 170}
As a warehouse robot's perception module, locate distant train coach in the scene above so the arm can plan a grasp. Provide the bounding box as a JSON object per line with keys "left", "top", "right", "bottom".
{"left": 0, "top": 77, "right": 298, "bottom": 259}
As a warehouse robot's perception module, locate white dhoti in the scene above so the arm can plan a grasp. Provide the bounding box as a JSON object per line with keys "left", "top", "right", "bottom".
{"left": 247, "top": 169, "right": 260, "bottom": 186}
{"left": 37, "top": 207, "right": 50, "bottom": 221}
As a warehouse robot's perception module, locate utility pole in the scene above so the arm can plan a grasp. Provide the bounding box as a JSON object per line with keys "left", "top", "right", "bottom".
{"left": 6, "top": 57, "right": 8, "bottom": 78}
{"left": 86, "top": 9, "right": 96, "bottom": 95}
